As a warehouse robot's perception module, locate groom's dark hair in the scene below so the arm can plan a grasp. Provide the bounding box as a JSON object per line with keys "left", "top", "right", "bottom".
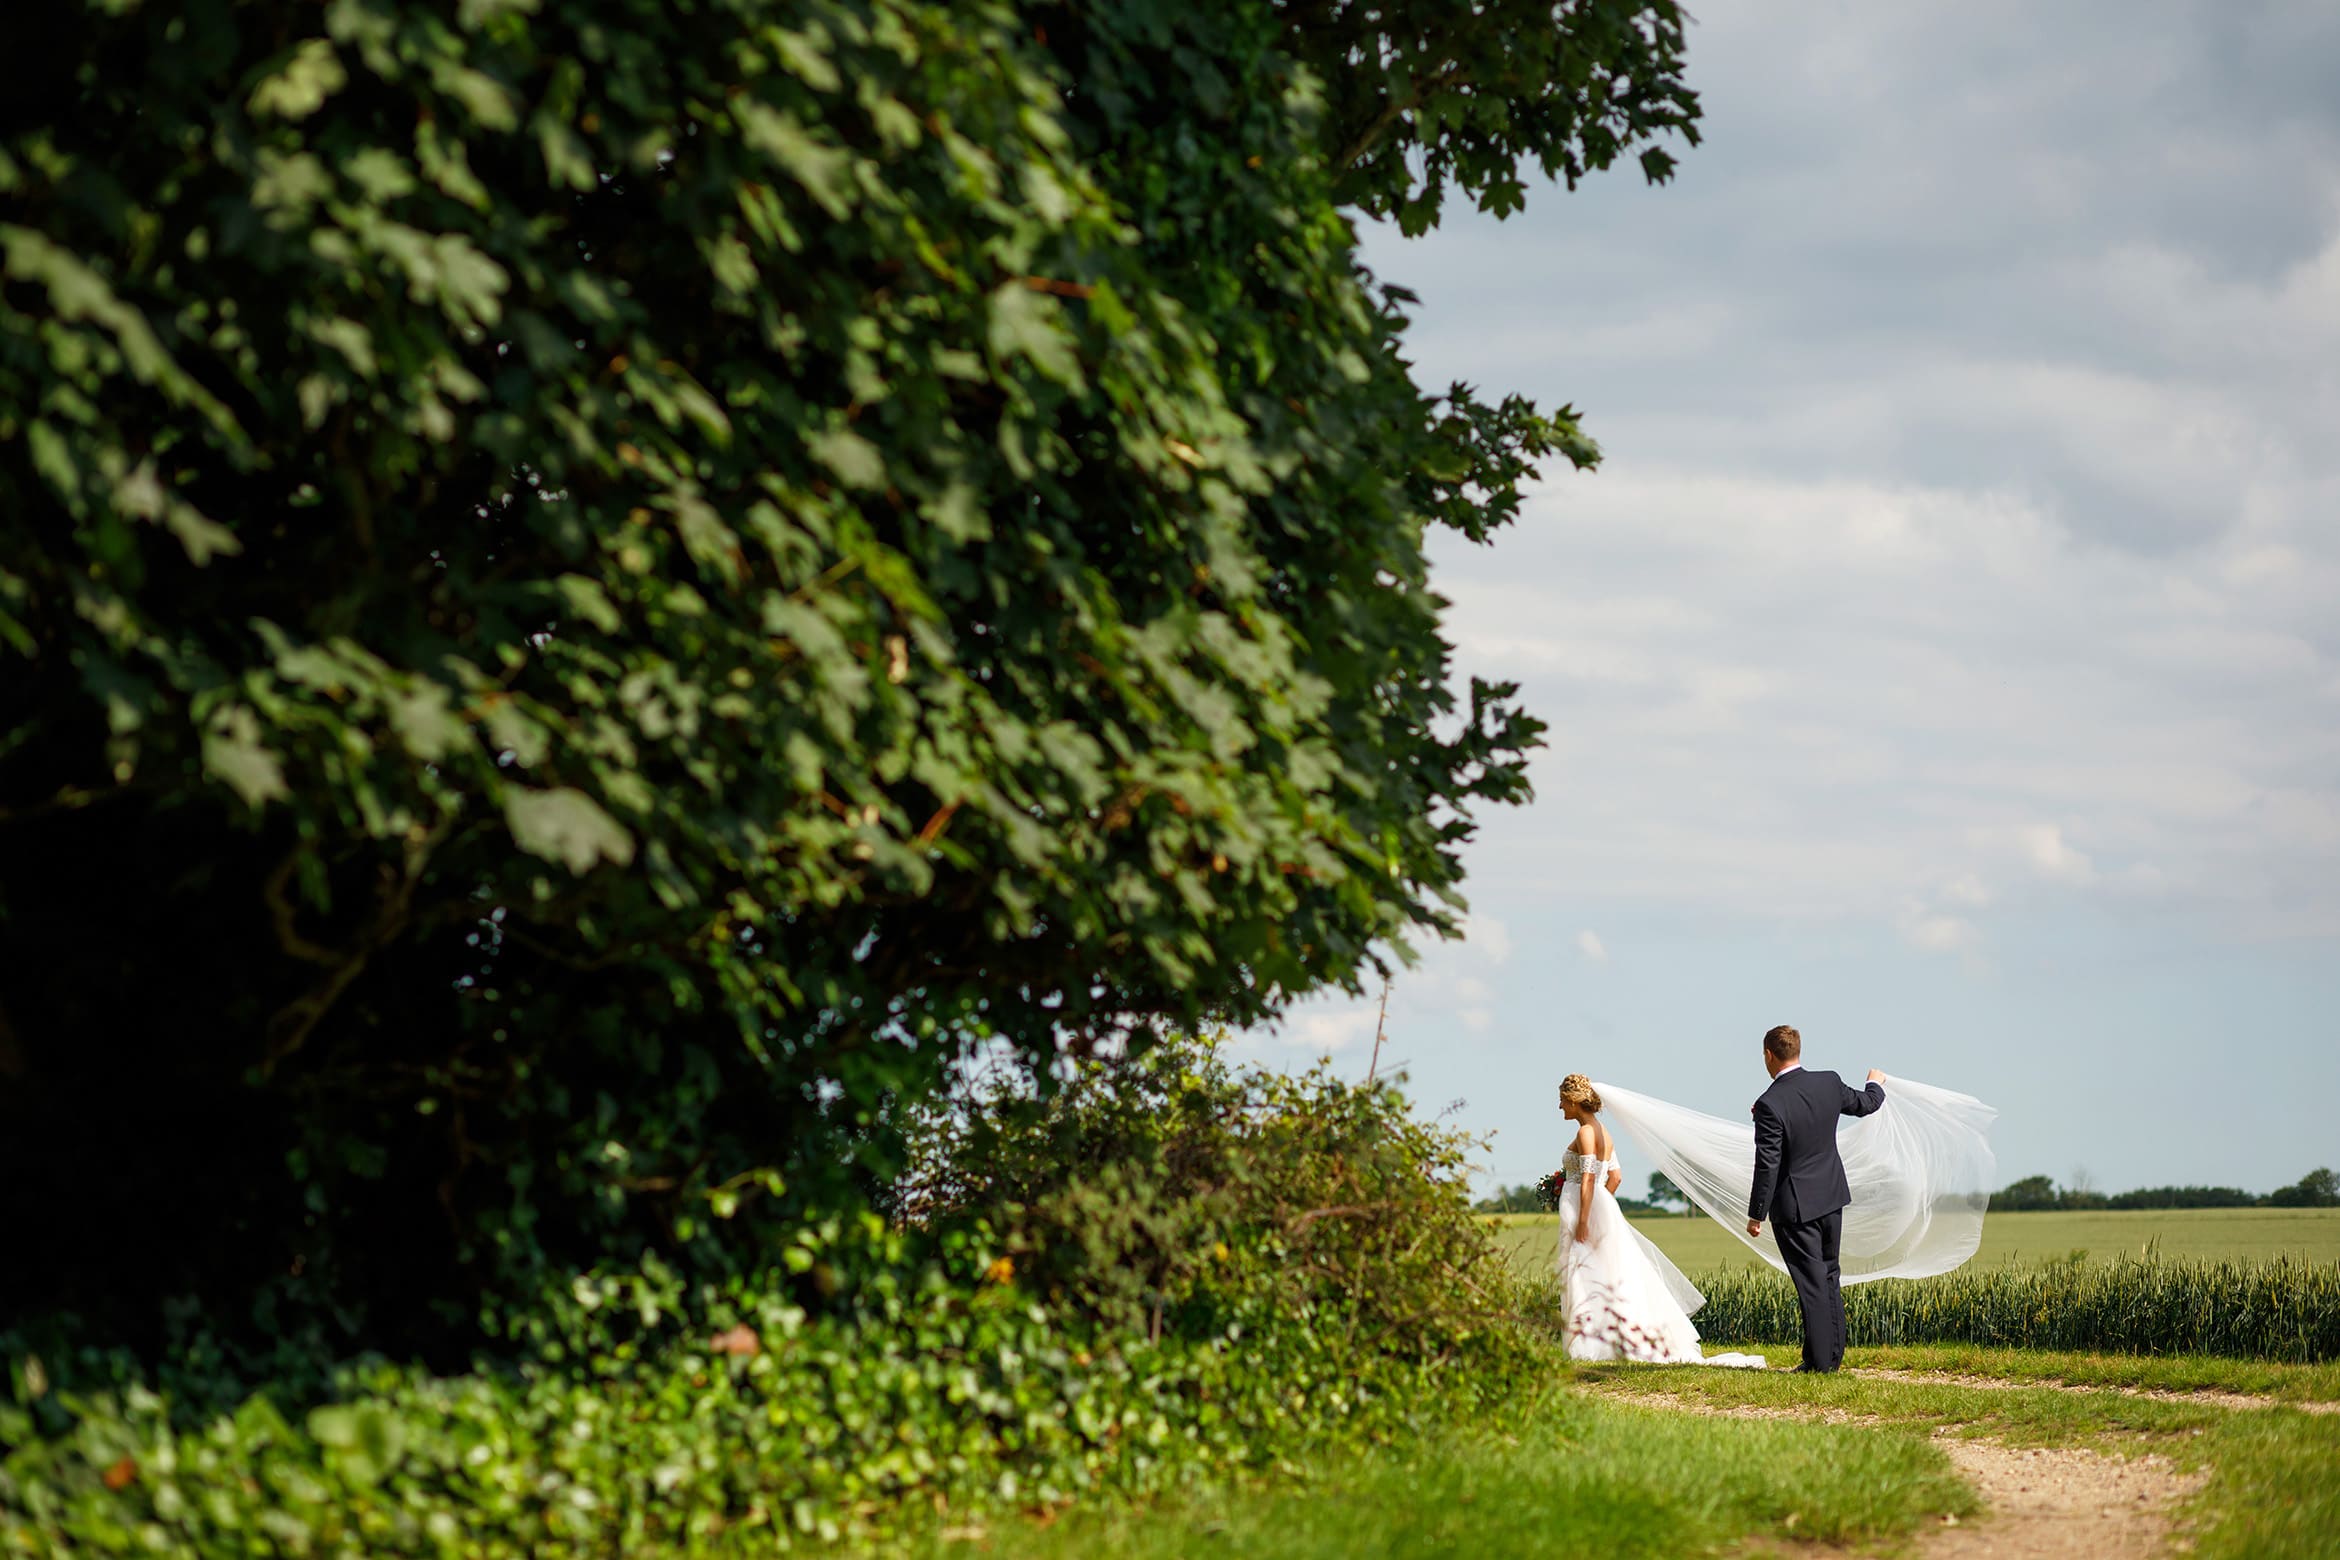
{"left": 1763, "top": 1025, "right": 1801, "bottom": 1062}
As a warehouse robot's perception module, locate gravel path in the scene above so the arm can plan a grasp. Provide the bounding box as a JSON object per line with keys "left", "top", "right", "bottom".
{"left": 1923, "top": 1439, "right": 2204, "bottom": 1560}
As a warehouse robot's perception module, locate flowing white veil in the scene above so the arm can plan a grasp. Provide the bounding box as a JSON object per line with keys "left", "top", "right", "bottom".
{"left": 1595, "top": 1074, "right": 1996, "bottom": 1283}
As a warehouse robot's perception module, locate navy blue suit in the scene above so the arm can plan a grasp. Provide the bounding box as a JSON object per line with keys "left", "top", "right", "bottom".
{"left": 1749, "top": 1066, "right": 1885, "bottom": 1371}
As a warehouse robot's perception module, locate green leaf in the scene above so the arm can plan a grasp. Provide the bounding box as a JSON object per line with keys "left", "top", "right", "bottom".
{"left": 736, "top": 103, "right": 854, "bottom": 219}
{"left": 202, "top": 706, "right": 288, "bottom": 809}
{"left": 483, "top": 699, "right": 549, "bottom": 768}
{"left": 555, "top": 574, "right": 622, "bottom": 633}
{"left": 306, "top": 1405, "right": 360, "bottom": 1449}
{"left": 429, "top": 60, "right": 520, "bottom": 131}
{"left": 458, "top": 0, "right": 541, "bottom": 28}
{"left": 987, "top": 285, "right": 1083, "bottom": 390}
{"left": 160, "top": 496, "right": 242, "bottom": 565}
{"left": 387, "top": 682, "right": 468, "bottom": 761}
{"left": 806, "top": 427, "right": 885, "bottom": 490}
{"left": 247, "top": 39, "right": 347, "bottom": 121}
{"left": 430, "top": 235, "right": 507, "bottom": 327}
{"left": 505, "top": 787, "right": 636, "bottom": 875}
{"left": 772, "top": 28, "right": 842, "bottom": 95}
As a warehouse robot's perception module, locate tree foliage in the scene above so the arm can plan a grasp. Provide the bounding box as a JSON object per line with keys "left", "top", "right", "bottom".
{"left": 1283, "top": 0, "right": 1701, "bottom": 233}
{"left": 1645, "top": 1170, "right": 1688, "bottom": 1213}
{"left": 2266, "top": 1169, "right": 2340, "bottom": 1210}
{"left": 0, "top": 0, "right": 1698, "bottom": 1350}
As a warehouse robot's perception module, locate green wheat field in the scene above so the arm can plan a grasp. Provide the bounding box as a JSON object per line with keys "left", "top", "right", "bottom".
{"left": 1492, "top": 1206, "right": 2340, "bottom": 1277}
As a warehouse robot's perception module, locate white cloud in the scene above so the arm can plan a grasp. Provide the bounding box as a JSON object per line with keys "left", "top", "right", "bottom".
{"left": 1282, "top": 1005, "right": 1381, "bottom": 1057}
{"left": 1897, "top": 904, "right": 1980, "bottom": 955}
{"left": 1425, "top": 463, "right": 2340, "bottom": 941}
{"left": 1939, "top": 873, "right": 1992, "bottom": 908}
{"left": 1463, "top": 912, "right": 1514, "bottom": 965}
{"left": 1960, "top": 823, "right": 2099, "bottom": 887}
{"left": 1576, "top": 930, "right": 1609, "bottom": 964}
{"left": 2011, "top": 824, "right": 2096, "bottom": 885}
{"left": 1254, "top": 910, "right": 1522, "bottom": 1061}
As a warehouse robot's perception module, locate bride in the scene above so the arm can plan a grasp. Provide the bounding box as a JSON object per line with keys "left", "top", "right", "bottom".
{"left": 1554, "top": 1074, "right": 1761, "bottom": 1366}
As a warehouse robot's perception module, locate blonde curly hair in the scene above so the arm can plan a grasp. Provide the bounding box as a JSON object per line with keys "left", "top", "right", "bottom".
{"left": 1557, "top": 1074, "right": 1602, "bottom": 1113}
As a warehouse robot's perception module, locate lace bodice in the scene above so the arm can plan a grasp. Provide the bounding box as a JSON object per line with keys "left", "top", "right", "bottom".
{"left": 1562, "top": 1150, "right": 1620, "bottom": 1182}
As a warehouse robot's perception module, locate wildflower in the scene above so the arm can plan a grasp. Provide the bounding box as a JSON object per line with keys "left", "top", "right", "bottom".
{"left": 983, "top": 1255, "right": 1015, "bottom": 1286}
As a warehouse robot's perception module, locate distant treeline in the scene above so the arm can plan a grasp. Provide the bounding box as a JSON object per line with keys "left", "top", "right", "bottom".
{"left": 1993, "top": 1168, "right": 2339, "bottom": 1212}
{"left": 1481, "top": 1167, "right": 2340, "bottom": 1216}
{"left": 1476, "top": 1171, "right": 1695, "bottom": 1217}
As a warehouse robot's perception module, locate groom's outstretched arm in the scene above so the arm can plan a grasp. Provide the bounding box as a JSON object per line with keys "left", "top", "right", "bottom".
{"left": 1838, "top": 1071, "right": 1886, "bottom": 1118}
{"left": 1748, "top": 1098, "right": 1784, "bottom": 1224}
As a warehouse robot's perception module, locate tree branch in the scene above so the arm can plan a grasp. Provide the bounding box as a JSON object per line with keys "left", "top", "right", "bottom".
{"left": 261, "top": 820, "right": 452, "bottom": 1074}
{"left": 1337, "top": 63, "right": 1471, "bottom": 172}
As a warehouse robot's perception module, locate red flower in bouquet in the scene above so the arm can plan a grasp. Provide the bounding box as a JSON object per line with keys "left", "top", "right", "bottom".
{"left": 1535, "top": 1170, "right": 1568, "bottom": 1212}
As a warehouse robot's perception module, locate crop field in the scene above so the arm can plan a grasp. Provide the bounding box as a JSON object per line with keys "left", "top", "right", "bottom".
{"left": 1491, "top": 1206, "right": 2340, "bottom": 1279}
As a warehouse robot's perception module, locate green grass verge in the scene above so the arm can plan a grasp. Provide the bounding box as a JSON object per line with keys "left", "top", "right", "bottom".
{"left": 1490, "top": 1207, "right": 2340, "bottom": 1278}
{"left": 924, "top": 1384, "right": 1976, "bottom": 1560}
{"left": 1579, "top": 1360, "right": 2230, "bottom": 1451}
{"left": 1845, "top": 1343, "right": 2340, "bottom": 1402}
{"left": 2187, "top": 1408, "right": 2340, "bottom": 1560}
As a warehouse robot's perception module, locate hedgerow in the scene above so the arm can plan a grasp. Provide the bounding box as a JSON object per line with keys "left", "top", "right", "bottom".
{"left": 0, "top": 1043, "right": 1536, "bottom": 1553}
{"left": 1, "top": 1246, "right": 1513, "bottom": 1556}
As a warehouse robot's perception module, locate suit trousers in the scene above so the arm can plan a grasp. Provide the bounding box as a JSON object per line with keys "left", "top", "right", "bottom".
{"left": 1774, "top": 1208, "right": 1846, "bottom": 1371}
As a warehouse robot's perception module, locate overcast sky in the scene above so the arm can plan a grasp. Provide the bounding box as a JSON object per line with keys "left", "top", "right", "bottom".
{"left": 1239, "top": 0, "right": 2340, "bottom": 1197}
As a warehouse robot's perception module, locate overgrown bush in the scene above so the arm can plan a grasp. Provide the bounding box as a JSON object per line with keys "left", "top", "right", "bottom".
{"left": 0, "top": 1045, "right": 1533, "bottom": 1554}
{"left": 1690, "top": 1255, "right": 2340, "bottom": 1363}
{"left": 903, "top": 1035, "right": 1522, "bottom": 1358}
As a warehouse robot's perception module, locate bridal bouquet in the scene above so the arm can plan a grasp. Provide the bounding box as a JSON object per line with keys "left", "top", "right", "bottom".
{"left": 1535, "top": 1170, "right": 1568, "bottom": 1212}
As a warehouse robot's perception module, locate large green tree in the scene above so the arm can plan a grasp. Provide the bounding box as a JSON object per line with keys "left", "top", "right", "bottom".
{"left": 0, "top": 0, "right": 1696, "bottom": 1351}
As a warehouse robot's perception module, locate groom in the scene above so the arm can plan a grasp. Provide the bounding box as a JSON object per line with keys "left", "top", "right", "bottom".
{"left": 1743, "top": 1025, "right": 1886, "bottom": 1373}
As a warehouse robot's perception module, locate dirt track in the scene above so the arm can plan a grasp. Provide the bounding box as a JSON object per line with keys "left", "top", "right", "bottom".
{"left": 1600, "top": 1387, "right": 2211, "bottom": 1559}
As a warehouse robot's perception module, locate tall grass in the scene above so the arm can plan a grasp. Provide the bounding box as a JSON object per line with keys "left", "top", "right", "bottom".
{"left": 1690, "top": 1255, "right": 2340, "bottom": 1362}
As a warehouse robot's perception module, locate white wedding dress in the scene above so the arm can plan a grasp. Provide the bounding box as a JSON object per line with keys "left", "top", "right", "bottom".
{"left": 1554, "top": 1147, "right": 1768, "bottom": 1368}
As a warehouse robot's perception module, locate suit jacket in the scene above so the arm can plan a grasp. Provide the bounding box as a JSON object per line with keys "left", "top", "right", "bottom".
{"left": 1748, "top": 1067, "right": 1885, "bottom": 1225}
